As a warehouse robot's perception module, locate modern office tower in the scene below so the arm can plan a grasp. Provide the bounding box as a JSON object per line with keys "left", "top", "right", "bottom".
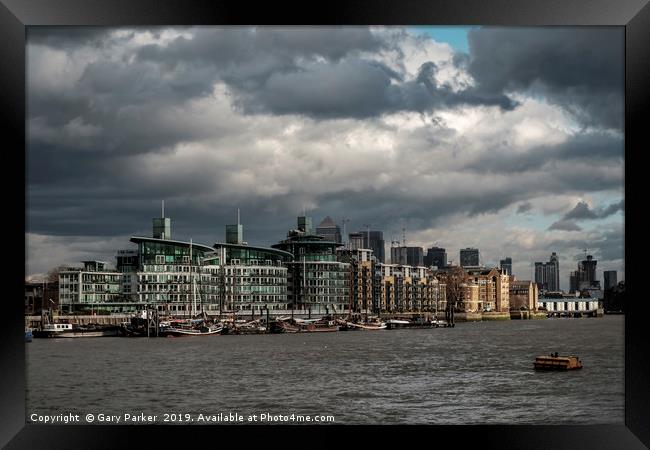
{"left": 315, "top": 216, "right": 342, "bottom": 243}
{"left": 391, "top": 246, "right": 424, "bottom": 267}
{"left": 579, "top": 255, "right": 597, "bottom": 284}
{"left": 348, "top": 232, "right": 365, "bottom": 250}
{"left": 569, "top": 255, "right": 601, "bottom": 295}
{"left": 534, "top": 252, "right": 560, "bottom": 292}
{"left": 297, "top": 215, "right": 312, "bottom": 234}
{"left": 460, "top": 248, "right": 480, "bottom": 267}
{"left": 500, "top": 257, "right": 513, "bottom": 276}
{"left": 424, "top": 247, "right": 447, "bottom": 269}
{"left": 604, "top": 270, "right": 618, "bottom": 291}
{"left": 152, "top": 201, "right": 171, "bottom": 240}
{"left": 549, "top": 252, "right": 560, "bottom": 291}
{"left": 226, "top": 209, "right": 243, "bottom": 244}
{"left": 360, "top": 230, "right": 385, "bottom": 263}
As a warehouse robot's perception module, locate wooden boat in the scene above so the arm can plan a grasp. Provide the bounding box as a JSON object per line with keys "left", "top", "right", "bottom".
{"left": 534, "top": 354, "right": 583, "bottom": 370}
{"left": 158, "top": 319, "right": 223, "bottom": 337}
{"left": 269, "top": 318, "right": 339, "bottom": 333}
{"left": 25, "top": 328, "right": 33, "bottom": 342}
{"left": 339, "top": 317, "right": 387, "bottom": 331}
{"left": 345, "top": 321, "right": 386, "bottom": 330}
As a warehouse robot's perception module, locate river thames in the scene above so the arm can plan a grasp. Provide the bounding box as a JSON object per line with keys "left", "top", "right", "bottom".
{"left": 26, "top": 315, "right": 623, "bottom": 425}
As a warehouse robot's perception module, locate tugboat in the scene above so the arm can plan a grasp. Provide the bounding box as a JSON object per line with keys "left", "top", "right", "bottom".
{"left": 534, "top": 353, "right": 583, "bottom": 370}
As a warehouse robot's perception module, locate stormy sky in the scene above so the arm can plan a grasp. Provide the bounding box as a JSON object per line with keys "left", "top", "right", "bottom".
{"left": 25, "top": 26, "right": 624, "bottom": 290}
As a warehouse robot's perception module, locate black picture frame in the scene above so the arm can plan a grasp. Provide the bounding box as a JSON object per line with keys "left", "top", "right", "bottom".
{"left": 3, "top": 0, "right": 648, "bottom": 448}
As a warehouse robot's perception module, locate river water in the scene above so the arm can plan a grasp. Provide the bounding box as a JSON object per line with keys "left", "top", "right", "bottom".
{"left": 26, "top": 315, "right": 624, "bottom": 425}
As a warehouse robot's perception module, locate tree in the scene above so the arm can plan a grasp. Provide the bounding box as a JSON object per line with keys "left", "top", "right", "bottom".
{"left": 438, "top": 266, "right": 467, "bottom": 323}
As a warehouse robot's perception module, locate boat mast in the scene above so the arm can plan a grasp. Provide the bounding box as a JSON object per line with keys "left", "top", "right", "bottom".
{"left": 190, "top": 238, "right": 195, "bottom": 317}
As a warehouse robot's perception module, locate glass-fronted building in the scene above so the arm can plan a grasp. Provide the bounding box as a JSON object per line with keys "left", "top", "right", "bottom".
{"left": 273, "top": 226, "right": 350, "bottom": 313}
{"left": 205, "top": 243, "right": 292, "bottom": 312}
{"left": 59, "top": 260, "right": 125, "bottom": 313}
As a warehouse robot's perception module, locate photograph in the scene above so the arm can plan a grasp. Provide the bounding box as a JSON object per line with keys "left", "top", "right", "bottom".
{"left": 1, "top": 0, "right": 648, "bottom": 448}
{"left": 24, "top": 24, "right": 625, "bottom": 425}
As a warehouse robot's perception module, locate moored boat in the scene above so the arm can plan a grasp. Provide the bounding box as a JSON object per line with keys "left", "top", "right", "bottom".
{"left": 158, "top": 318, "right": 223, "bottom": 337}
{"left": 33, "top": 322, "right": 122, "bottom": 338}
{"left": 25, "top": 328, "right": 33, "bottom": 342}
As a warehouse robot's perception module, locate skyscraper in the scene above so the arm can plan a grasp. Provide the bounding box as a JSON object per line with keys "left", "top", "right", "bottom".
{"left": 604, "top": 270, "right": 618, "bottom": 291}
{"left": 500, "top": 257, "right": 513, "bottom": 276}
{"left": 569, "top": 255, "right": 601, "bottom": 294}
{"left": 360, "top": 230, "right": 385, "bottom": 263}
{"left": 534, "top": 252, "right": 560, "bottom": 292}
{"left": 390, "top": 246, "right": 424, "bottom": 266}
{"left": 424, "top": 247, "right": 447, "bottom": 268}
{"left": 348, "top": 232, "right": 365, "bottom": 250}
{"left": 460, "top": 248, "right": 479, "bottom": 267}
{"left": 315, "top": 216, "right": 342, "bottom": 243}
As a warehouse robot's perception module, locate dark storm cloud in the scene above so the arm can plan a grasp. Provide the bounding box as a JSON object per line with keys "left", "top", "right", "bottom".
{"left": 28, "top": 26, "right": 115, "bottom": 48}
{"left": 133, "top": 27, "right": 517, "bottom": 119}
{"left": 547, "top": 200, "right": 624, "bottom": 232}
{"left": 563, "top": 200, "right": 624, "bottom": 221}
{"left": 25, "top": 27, "right": 625, "bottom": 277}
{"left": 464, "top": 131, "right": 623, "bottom": 175}
{"left": 466, "top": 27, "right": 624, "bottom": 130}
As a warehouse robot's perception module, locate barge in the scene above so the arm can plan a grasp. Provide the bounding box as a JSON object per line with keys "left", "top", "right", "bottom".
{"left": 534, "top": 354, "right": 583, "bottom": 370}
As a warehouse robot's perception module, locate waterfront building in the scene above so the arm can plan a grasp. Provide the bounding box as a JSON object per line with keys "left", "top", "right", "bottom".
{"left": 375, "top": 264, "right": 444, "bottom": 313}
{"left": 539, "top": 293, "right": 602, "bottom": 316}
{"left": 465, "top": 267, "right": 511, "bottom": 312}
{"left": 458, "top": 282, "right": 480, "bottom": 312}
{"left": 338, "top": 247, "right": 374, "bottom": 313}
{"left": 273, "top": 223, "right": 350, "bottom": 313}
{"left": 534, "top": 252, "right": 560, "bottom": 292}
{"left": 500, "top": 257, "right": 513, "bottom": 276}
{"left": 129, "top": 236, "right": 215, "bottom": 312}
{"left": 460, "top": 248, "right": 479, "bottom": 267}
{"left": 59, "top": 261, "right": 124, "bottom": 313}
{"left": 603, "top": 270, "right": 618, "bottom": 291}
{"left": 360, "top": 230, "right": 385, "bottom": 263}
{"left": 424, "top": 246, "right": 447, "bottom": 269}
{"left": 509, "top": 279, "right": 539, "bottom": 311}
{"left": 390, "top": 245, "right": 424, "bottom": 267}
{"left": 204, "top": 242, "right": 291, "bottom": 312}
{"left": 315, "top": 216, "right": 342, "bottom": 244}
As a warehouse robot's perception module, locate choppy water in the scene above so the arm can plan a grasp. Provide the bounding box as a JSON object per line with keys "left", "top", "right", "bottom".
{"left": 26, "top": 315, "right": 624, "bottom": 425}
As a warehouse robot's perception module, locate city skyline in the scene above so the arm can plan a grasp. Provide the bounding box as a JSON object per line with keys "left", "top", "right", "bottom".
{"left": 26, "top": 26, "right": 624, "bottom": 291}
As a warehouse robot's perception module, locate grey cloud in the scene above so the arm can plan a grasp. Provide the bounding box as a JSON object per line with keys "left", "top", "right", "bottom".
{"left": 516, "top": 202, "right": 532, "bottom": 214}
{"left": 464, "top": 131, "right": 623, "bottom": 176}
{"left": 564, "top": 201, "right": 598, "bottom": 220}
{"left": 466, "top": 27, "right": 624, "bottom": 130}
{"left": 563, "top": 200, "right": 624, "bottom": 221}
{"left": 548, "top": 220, "right": 582, "bottom": 231}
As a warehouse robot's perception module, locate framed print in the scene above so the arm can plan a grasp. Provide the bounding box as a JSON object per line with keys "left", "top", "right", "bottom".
{"left": 2, "top": 0, "right": 649, "bottom": 448}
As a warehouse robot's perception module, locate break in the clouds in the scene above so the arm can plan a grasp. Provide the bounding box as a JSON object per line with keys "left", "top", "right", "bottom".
{"left": 25, "top": 26, "right": 624, "bottom": 290}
